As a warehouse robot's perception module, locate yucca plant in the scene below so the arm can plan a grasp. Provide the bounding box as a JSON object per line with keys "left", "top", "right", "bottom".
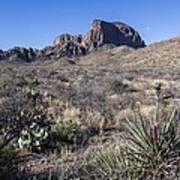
{"left": 77, "top": 84, "right": 180, "bottom": 179}
{"left": 120, "top": 110, "right": 180, "bottom": 179}
{"left": 120, "top": 83, "right": 180, "bottom": 179}
{"left": 81, "top": 108, "right": 180, "bottom": 180}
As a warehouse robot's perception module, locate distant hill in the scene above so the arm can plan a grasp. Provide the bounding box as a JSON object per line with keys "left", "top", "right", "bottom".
{"left": 78, "top": 36, "right": 180, "bottom": 67}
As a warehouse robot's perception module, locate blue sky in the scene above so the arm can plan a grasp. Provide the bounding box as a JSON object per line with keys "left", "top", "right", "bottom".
{"left": 1, "top": 0, "right": 180, "bottom": 50}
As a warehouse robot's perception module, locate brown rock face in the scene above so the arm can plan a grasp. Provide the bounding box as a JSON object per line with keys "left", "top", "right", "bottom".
{"left": 82, "top": 19, "right": 145, "bottom": 52}
{"left": 53, "top": 34, "right": 82, "bottom": 46}
{"left": 43, "top": 41, "right": 86, "bottom": 59}
{"left": 52, "top": 34, "right": 85, "bottom": 58}
{"left": 0, "top": 19, "right": 145, "bottom": 62}
{"left": 53, "top": 19, "right": 145, "bottom": 53}
{"left": 0, "top": 47, "right": 44, "bottom": 62}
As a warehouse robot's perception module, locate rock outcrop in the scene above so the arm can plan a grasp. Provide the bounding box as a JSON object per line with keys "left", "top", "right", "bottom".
{"left": 0, "top": 47, "right": 44, "bottom": 62}
{"left": 50, "top": 33, "right": 86, "bottom": 58}
{"left": 82, "top": 19, "right": 145, "bottom": 52}
{"left": 0, "top": 19, "right": 145, "bottom": 62}
{"left": 53, "top": 34, "right": 82, "bottom": 46}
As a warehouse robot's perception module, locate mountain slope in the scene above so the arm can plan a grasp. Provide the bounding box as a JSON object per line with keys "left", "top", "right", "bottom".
{"left": 78, "top": 36, "right": 180, "bottom": 67}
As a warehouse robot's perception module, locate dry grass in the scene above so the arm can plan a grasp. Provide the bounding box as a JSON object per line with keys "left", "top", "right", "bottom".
{"left": 1, "top": 36, "right": 180, "bottom": 179}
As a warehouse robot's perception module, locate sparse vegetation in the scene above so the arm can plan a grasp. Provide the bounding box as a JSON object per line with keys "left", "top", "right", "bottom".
{"left": 0, "top": 80, "right": 5, "bottom": 88}
{"left": 1, "top": 37, "right": 180, "bottom": 179}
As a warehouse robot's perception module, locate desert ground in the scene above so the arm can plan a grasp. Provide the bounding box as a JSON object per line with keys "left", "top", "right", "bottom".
{"left": 1, "top": 36, "right": 180, "bottom": 179}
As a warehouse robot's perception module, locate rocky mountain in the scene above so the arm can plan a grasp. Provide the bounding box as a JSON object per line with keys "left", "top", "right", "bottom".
{"left": 0, "top": 19, "right": 145, "bottom": 62}
{"left": 82, "top": 19, "right": 145, "bottom": 51}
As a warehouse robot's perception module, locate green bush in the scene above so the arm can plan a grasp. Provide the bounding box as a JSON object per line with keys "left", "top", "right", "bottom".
{"left": 80, "top": 82, "right": 180, "bottom": 179}
{"left": 48, "top": 119, "right": 80, "bottom": 151}
{"left": 0, "top": 80, "right": 5, "bottom": 88}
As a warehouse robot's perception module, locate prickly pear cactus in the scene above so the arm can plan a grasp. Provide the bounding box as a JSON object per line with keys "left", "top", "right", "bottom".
{"left": 18, "top": 122, "right": 48, "bottom": 150}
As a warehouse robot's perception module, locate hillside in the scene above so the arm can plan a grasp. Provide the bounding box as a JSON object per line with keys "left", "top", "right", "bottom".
{"left": 78, "top": 36, "right": 180, "bottom": 66}
{"left": 1, "top": 27, "right": 180, "bottom": 179}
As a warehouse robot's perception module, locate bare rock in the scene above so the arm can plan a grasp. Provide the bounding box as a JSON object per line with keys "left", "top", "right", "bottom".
{"left": 0, "top": 47, "right": 38, "bottom": 62}
{"left": 53, "top": 34, "right": 74, "bottom": 46}
{"left": 53, "top": 34, "right": 82, "bottom": 46}
{"left": 50, "top": 34, "right": 85, "bottom": 58}
{"left": 82, "top": 19, "right": 145, "bottom": 52}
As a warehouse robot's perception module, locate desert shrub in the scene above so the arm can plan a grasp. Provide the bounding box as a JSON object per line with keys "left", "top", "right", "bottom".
{"left": 0, "top": 80, "right": 6, "bottom": 88}
{"left": 107, "top": 78, "right": 128, "bottom": 94}
{"left": 0, "top": 144, "right": 20, "bottom": 180}
{"left": 0, "top": 87, "right": 54, "bottom": 178}
{"left": 106, "top": 78, "right": 136, "bottom": 95}
{"left": 47, "top": 119, "right": 83, "bottom": 152}
{"left": 78, "top": 148, "right": 123, "bottom": 179}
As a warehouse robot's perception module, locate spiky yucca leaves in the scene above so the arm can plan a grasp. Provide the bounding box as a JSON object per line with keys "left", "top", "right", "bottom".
{"left": 120, "top": 108, "right": 180, "bottom": 179}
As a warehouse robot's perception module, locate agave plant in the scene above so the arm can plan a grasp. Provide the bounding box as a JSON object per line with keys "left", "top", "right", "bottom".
{"left": 120, "top": 107, "right": 180, "bottom": 179}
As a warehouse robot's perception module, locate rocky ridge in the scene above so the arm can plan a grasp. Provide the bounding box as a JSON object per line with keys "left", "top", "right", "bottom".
{"left": 0, "top": 19, "right": 145, "bottom": 62}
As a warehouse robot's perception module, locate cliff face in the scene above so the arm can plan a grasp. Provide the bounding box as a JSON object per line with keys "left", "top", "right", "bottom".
{"left": 53, "top": 34, "right": 82, "bottom": 46}
{"left": 0, "top": 19, "right": 145, "bottom": 62}
{"left": 82, "top": 20, "right": 145, "bottom": 52}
